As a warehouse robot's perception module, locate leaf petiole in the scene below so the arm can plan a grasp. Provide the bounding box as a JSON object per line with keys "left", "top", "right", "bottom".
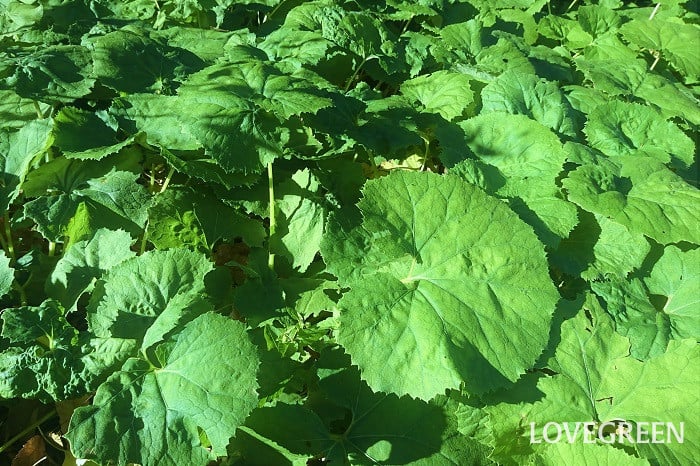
{"left": 0, "top": 410, "right": 56, "bottom": 454}
{"left": 344, "top": 55, "right": 378, "bottom": 92}
{"left": 159, "top": 166, "right": 175, "bottom": 193}
{"left": 3, "top": 211, "right": 15, "bottom": 261}
{"left": 33, "top": 101, "right": 44, "bottom": 119}
{"left": 267, "top": 162, "right": 276, "bottom": 270}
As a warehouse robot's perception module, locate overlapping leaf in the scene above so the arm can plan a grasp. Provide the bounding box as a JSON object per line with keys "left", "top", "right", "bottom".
{"left": 2, "top": 45, "right": 95, "bottom": 102}
{"left": 231, "top": 349, "right": 493, "bottom": 465}
{"left": 400, "top": 70, "right": 474, "bottom": 121}
{"left": 46, "top": 229, "right": 136, "bottom": 310}
{"left": 176, "top": 58, "right": 333, "bottom": 173}
{"left": 147, "top": 186, "right": 265, "bottom": 252}
{"left": 24, "top": 170, "right": 151, "bottom": 242}
{"left": 0, "top": 118, "right": 53, "bottom": 211}
{"left": 584, "top": 100, "right": 694, "bottom": 169}
{"left": 0, "top": 251, "right": 13, "bottom": 299}
{"left": 453, "top": 113, "right": 578, "bottom": 247}
{"left": 620, "top": 18, "right": 700, "bottom": 83}
{"left": 486, "top": 295, "right": 699, "bottom": 465}
{"left": 564, "top": 156, "right": 700, "bottom": 245}
{"left": 481, "top": 70, "right": 577, "bottom": 136}
{"left": 87, "top": 248, "right": 213, "bottom": 350}
{"left": 87, "top": 28, "right": 204, "bottom": 93}
{"left": 0, "top": 299, "right": 135, "bottom": 402}
{"left": 66, "top": 313, "right": 260, "bottom": 466}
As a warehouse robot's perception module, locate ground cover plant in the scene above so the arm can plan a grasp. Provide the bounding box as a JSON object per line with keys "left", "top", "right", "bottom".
{"left": 0, "top": 0, "right": 698, "bottom": 464}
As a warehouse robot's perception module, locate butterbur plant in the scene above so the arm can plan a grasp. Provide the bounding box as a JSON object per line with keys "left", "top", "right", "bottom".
{"left": 0, "top": 0, "right": 698, "bottom": 465}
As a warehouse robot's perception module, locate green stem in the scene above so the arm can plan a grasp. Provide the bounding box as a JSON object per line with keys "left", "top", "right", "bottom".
{"left": 565, "top": 0, "right": 578, "bottom": 12}
{"left": 0, "top": 225, "right": 8, "bottom": 255}
{"left": 267, "top": 162, "right": 276, "bottom": 271}
{"left": 344, "top": 55, "right": 378, "bottom": 92}
{"left": 265, "top": 0, "right": 285, "bottom": 21}
{"left": 3, "top": 211, "right": 15, "bottom": 261}
{"left": 650, "top": 51, "right": 661, "bottom": 70}
{"left": 420, "top": 137, "right": 430, "bottom": 171}
{"left": 159, "top": 166, "right": 175, "bottom": 193}
{"left": 400, "top": 17, "right": 413, "bottom": 34}
{"left": 0, "top": 410, "right": 56, "bottom": 454}
{"left": 649, "top": 2, "right": 661, "bottom": 20}
{"left": 33, "top": 101, "right": 44, "bottom": 119}
{"left": 48, "top": 241, "right": 56, "bottom": 257}
{"left": 139, "top": 220, "right": 150, "bottom": 255}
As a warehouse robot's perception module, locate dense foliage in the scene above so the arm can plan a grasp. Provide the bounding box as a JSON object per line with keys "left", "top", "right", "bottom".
{"left": 0, "top": 0, "right": 698, "bottom": 464}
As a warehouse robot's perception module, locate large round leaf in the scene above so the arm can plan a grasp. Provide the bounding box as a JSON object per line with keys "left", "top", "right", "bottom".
{"left": 321, "top": 171, "right": 559, "bottom": 399}
{"left": 66, "top": 313, "right": 260, "bottom": 466}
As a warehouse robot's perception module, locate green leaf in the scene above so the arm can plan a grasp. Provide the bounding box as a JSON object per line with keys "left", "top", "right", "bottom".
{"left": 0, "top": 118, "right": 53, "bottom": 211}
{"left": 76, "top": 171, "right": 149, "bottom": 221}
{"left": 538, "top": 15, "right": 593, "bottom": 49}
{"left": 87, "top": 248, "right": 214, "bottom": 351}
{"left": 53, "top": 106, "right": 140, "bottom": 160}
{"left": 24, "top": 170, "right": 151, "bottom": 242}
{"left": 620, "top": 18, "right": 700, "bottom": 83}
{"left": 575, "top": 55, "right": 700, "bottom": 125}
{"left": 20, "top": 152, "right": 142, "bottom": 198}
{"left": 231, "top": 349, "right": 494, "bottom": 464}
{"left": 176, "top": 61, "right": 304, "bottom": 174}
{"left": 481, "top": 70, "right": 577, "bottom": 137}
{"left": 260, "top": 28, "right": 332, "bottom": 68}
{"left": 321, "top": 171, "right": 558, "bottom": 399}
{"left": 180, "top": 60, "right": 333, "bottom": 119}
{"left": 532, "top": 442, "right": 650, "bottom": 466}
{"left": 152, "top": 26, "right": 253, "bottom": 63}
{"left": 563, "top": 157, "right": 700, "bottom": 245}
{"left": 645, "top": 246, "right": 700, "bottom": 341}
{"left": 575, "top": 56, "right": 647, "bottom": 97}
{"left": 46, "top": 229, "right": 136, "bottom": 310}
{"left": 114, "top": 94, "right": 201, "bottom": 150}
{"left": 474, "top": 37, "right": 535, "bottom": 76}
{"left": 486, "top": 296, "right": 700, "bottom": 465}
{"left": 159, "top": 148, "right": 261, "bottom": 189}
{"left": 400, "top": 70, "right": 475, "bottom": 121}
{"left": 232, "top": 249, "right": 285, "bottom": 328}
{"left": 576, "top": 5, "right": 621, "bottom": 37}
{"left": 66, "top": 313, "right": 260, "bottom": 466}
{"left": 453, "top": 113, "right": 578, "bottom": 247}
{"left": 584, "top": 101, "right": 694, "bottom": 169}
{"left": 433, "top": 20, "right": 484, "bottom": 65}
{"left": 552, "top": 211, "right": 651, "bottom": 281}
{"left": 635, "top": 73, "right": 700, "bottom": 126}
{"left": 3, "top": 45, "right": 95, "bottom": 102}
{"left": 563, "top": 85, "right": 609, "bottom": 117}
{"left": 273, "top": 169, "right": 326, "bottom": 272}
{"left": 592, "top": 277, "right": 670, "bottom": 360}
{"left": 0, "top": 0, "right": 44, "bottom": 33}
{"left": 87, "top": 28, "right": 204, "bottom": 93}
{"left": 0, "top": 299, "right": 135, "bottom": 402}
{"left": 147, "top": 188, "right": 208, "bottom": 252}
{"left": 147, "top": 187, "right": 265, "bottom": 252}
{"left": 0, "top": 251, "right": 13, "bottom": 299}
{"left": 0, "top": 90, "right": 51, "bottom": 130}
